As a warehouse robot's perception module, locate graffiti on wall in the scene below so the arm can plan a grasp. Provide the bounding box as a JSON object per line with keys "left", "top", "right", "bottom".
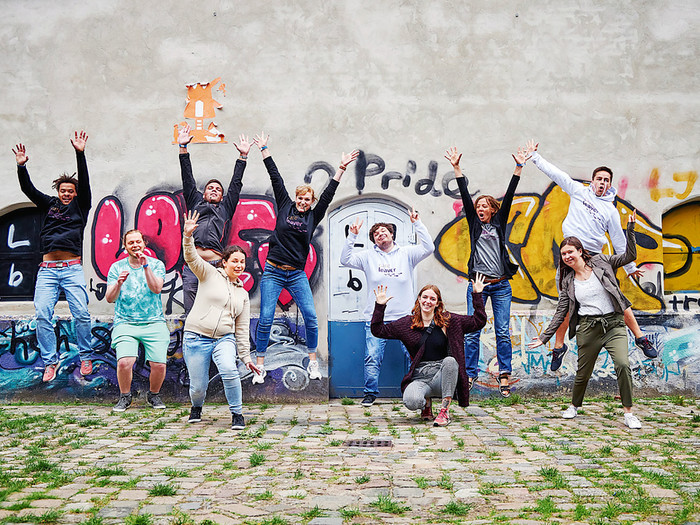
{"left": 434, "top": 181, "right": 666, "bottom": 312}
{"left": 0, "top": 317, "right": 322, "bottom": 400}
{"left": 88, "top": 190, "right": 321, "bottom": 311}
{"left": 172, "top": 78, "right": 227, "bottom": 144}
{"left": 662, "top": 200, "right": 700, "bottom": 293}
{"left": 1, "top": 313, "right": 695, "bottom": 397}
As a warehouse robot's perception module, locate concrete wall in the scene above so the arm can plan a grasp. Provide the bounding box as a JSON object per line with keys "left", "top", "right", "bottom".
{"left": 1, "top": 1, "right": 698, "bottom": 399}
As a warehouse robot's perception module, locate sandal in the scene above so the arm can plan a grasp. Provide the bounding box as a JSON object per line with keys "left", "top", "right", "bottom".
{"left": 498, "top": 373, "right": 511, "bottom": 398}
{"left": 468, "top": 377, "right": 476, "bottom": 390}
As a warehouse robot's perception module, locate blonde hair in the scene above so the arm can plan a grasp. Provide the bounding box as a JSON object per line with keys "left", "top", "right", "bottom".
{"left": 295, "top": 185, "right": 316, "bottom": 202}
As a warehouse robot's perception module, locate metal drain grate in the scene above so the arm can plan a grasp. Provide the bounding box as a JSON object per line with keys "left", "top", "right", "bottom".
{"left": 343, "top": 439, "right": 393, "bottom": 448}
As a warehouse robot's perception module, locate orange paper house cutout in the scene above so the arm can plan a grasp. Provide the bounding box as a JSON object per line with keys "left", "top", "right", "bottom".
{"left": 172, "top": 77, "right": 226, "bottom": 144}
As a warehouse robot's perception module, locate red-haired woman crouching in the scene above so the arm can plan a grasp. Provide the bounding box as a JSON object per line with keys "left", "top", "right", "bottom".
{"left": 371, "top": 275, "right": 488, "bottom": 426}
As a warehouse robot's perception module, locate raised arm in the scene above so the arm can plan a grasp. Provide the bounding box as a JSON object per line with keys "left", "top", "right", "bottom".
{"left": 608, "top": 209, "right": 639, "bottom": 276}
{"left": 178, "top": 124, "right": 201, "bottom": 208}
{"left": 445, "top": 147, "right": 478, "bottom": 226}
{"left": 405, "top": 208, "right": 435, "bottom": 265}
{"left": 607, "top": 211, "right": 637, "bottom": 270}
{"left": 71, "top": 130, "right": 91, "bottom": 211}
{"left": 182, "top": 210, "right": 217, "bottom": 281}
{"left": 255, "top": 133, "right": 292, "bottom": 207}
{"left": 220, "top": 134, "right": 251, "bottom": 216}
{"left": 527, "top": 143, "right": 584, "bottom": 196}
{"left": 313, "top": 150, "right": 360, "bottom": 226}
{"left": 13, "top": 143, "right": 52, "bottom": 209}
{"left": 340, "top": 217, "right": 367, "bottom": 269}
{"left": 370, "top": 285, "right": 404, "bottom": 340}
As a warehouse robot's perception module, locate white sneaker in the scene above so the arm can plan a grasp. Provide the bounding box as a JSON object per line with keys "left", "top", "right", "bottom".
{"left": 562, "top": 405, "right": 578, "bottom": 419}
{"left": 251, "top": 365, "right": 266, "bottom": 384}
{"left": 307, "top": 359, "right": 321, "bottom": 380}
{"left": 624, "top": 413, "right": 642, "bottom": 429}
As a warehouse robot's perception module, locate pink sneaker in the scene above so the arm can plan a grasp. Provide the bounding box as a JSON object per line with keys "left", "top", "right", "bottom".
{"left": 433, "top": 407, "right": 451, "bottom": 427}
{"left": 80, "top": 360, "right": 93, "bottom": 376}
{"left": 43, "top": 364, "right": 58, "bottom": 383}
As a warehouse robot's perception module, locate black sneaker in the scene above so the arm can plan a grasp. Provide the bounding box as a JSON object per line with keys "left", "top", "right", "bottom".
{"left": 551, "top": 344, "right": 568, "bottom": 372}
{"left": 147, "top": 391, "right": 166, "bottom": 409}
{"left": 231, "top": 413, "right": 245, "bottom": 430}
{"left": 188, "top": 406, "right": 202, "bottom": 423}
{"left": 635, "top": 336, "right": 658, "bottom": 359}
{"left": 361, "top": 394, "right": 376, "bottom": 407}
{"left": 113, "top": 393, "right": 132, "bottom": 412}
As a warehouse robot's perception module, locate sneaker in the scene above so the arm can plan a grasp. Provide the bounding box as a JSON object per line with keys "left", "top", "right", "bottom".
{"left": 42, "top": 363, "right": 58, "bottom": 383}
{"left": 307, "top": 359, "right": 322, "bottom": 380}
{"left": 113, "top": 393, "right": 132, "bottom": 412}
{"left": 80, "top": 360, "right": 93, "bottom": 376}
{"left": 147, "top": 391, "right": 166, "bottom": 409}
{"left": 251, "top": 365, "right": 266, "bottom": 384}
{"left": 635, "top": 336, "right": 658, "bottom": 359}
{"left": 361, "top": 394, "right": 376, "bottom": 407}
{"left": 188, "top": 406, "right": 202, "bottom": 423}
{"left": 231, "top": 413, "right": 245, "bottom": 430}
{"left": 550, "top": 344, "right": 568, "bottom": 372}
{"left": 421, "top": 400, "right": 435, "bottom": 421}
{"left": 624, "top": 413, "right": 642, "bottom": 429}
{"left": 562, "top": 405, "right": 578, "bottom": 419}
{"left": 433, "top": 407, "right": 451, "bottom": 427}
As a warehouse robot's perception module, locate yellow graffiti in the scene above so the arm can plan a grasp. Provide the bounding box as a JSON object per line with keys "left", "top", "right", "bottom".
{"left": 662, "top": 202, "right": 700, "bottom": 292}
{"left": 649, "top": 169, "right": 697, "bottom": 202}
{"left": 436, "top": 183, "right": 664, "bottom": 311}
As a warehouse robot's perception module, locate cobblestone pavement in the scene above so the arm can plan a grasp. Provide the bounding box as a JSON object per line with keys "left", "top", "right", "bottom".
{"left": 0, "top": 396, "right": 698, "bottom": 524}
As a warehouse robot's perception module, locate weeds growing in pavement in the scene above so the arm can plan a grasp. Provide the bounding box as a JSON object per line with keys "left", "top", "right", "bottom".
{"left": 369, "top": 494, "right": 410, "bottom": 515}
{"left": 249, "top": 452, "right": 266, "bottom": 467}
{"left": 442, "top": 500, "right": 472, "bottom": 516}
{"left": 354, "top": 474, "right": 370, "bottom": 484}
{"left": 148, "top": 482, "right": 177, "bottom": 496}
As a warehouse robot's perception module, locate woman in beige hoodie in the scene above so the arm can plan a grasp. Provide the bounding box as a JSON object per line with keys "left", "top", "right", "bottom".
{"left": 182, "top": 211, "right": 260, "bottom": 430}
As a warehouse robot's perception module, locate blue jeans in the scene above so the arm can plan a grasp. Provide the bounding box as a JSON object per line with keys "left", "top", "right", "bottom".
{"left": 183, "top": 332, "right": 243, "bottom": 414}
{"left": 34, "top": 263, "right": 92, "bottom": 366}
{"left": 364, "top": 322, "right": 410, "bottom": 396}
{"left": 255, "top": 265, "right": 318, "bottom": 354}
{"left": 464, "top": 280, "right": 513, "bottom": 378}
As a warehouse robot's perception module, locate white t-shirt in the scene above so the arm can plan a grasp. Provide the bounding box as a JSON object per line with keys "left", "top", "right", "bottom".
{"left": 574, "top": 272, "right": 616, "bottom": 316}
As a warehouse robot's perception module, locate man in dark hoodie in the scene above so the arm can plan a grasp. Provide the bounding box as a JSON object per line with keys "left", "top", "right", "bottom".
{"left": 14, "top": 131, "right": 93, "bottom": 382}
{"left": 177, "top": 124, "right": 251, "bottom": 314}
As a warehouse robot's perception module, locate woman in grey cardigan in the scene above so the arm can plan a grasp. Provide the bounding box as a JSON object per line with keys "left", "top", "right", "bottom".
{"left": 529, "top": 211, "right": 642, "bottom": 429}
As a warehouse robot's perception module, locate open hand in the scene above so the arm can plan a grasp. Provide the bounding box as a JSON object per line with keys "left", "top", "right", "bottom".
{"left": 471, "top": 272, "right": 489, "bottom": 294}
{"left": 178, "top": 124, "right": 193, "bottom": 146}
{"left": 524, "top": 139, "right": 538, "bottom": 160}
{"left": 117, "top": 271, "right": 130, "bottom": 285}
{"left": 13, "top": 143, "right": 28, "bottom": 165}
{"left": 183, "top": 210, "right": 200, "bottom": 237}
{"left": 444, "top": 147, "right": 462, "bottom": 167}
{"left": 234, "top": 134, "right": 252, "bottom": 156}
{"left": 512, "top": 146, "right": 529, "bottom": 167}
{"left": 349, "top": 217, "right": 363, "bottom": 235}
{"left": 373, "top": 285, "right": 393, "bottom": 305}
{"left": 340, "top": 149, "right": 360, "bottom": 169}
{"left": 254, "top": 132, "right": 269, "bottom": 150}
{"left": 70, "top": 130, "right": 88, "bottom": 152}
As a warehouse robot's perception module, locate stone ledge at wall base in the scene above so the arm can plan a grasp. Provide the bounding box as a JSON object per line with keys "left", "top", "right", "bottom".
{"left": 0, "top": 311, "right": 698, "bottom": 402}
{"left": 0, "top": 315, "right": 325, "bottom": 404}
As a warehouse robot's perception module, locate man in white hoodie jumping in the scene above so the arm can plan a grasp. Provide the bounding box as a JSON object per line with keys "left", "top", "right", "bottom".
{"left": 528, "top": 143, "right": 657, "bottom": 369}
{"left": 340, "top": 209, "right": 434, "bottom": 407}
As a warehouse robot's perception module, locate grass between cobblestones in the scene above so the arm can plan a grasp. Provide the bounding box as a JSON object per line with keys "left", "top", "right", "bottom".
{"left": 0, "top": 395, "right": 697, "bottom": 524}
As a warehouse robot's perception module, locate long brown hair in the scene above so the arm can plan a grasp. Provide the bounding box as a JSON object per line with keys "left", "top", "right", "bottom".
{"left": 558, "top": 236, "right": 593, "bottom": 290}
{"left": 410, "top": 284, "right": 451, "bottom": 330}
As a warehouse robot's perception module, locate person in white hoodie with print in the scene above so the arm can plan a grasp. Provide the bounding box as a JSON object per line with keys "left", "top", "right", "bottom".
{"left": 340, "top": 209, "right": 434, "bottom": 408}
{"left": 526, "top": 141, "right": 657, "bottom": 370}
